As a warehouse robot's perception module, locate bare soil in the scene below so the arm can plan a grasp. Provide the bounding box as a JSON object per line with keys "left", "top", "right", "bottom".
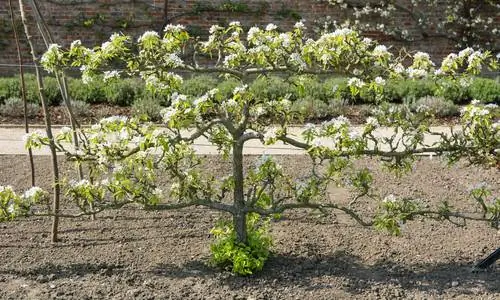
{"left": 0, "top": 104, "right": 460, "bottom": 127}
{"left": 0, "top": 155, "right": 498, "bottom": 299}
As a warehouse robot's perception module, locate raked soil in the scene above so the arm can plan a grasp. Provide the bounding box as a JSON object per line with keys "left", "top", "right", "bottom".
{"left": 0, "top": 155, "right": 498, "bottom": 299}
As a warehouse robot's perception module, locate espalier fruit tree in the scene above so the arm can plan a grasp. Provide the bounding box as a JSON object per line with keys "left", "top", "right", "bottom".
{"left": 1, "top": 22, "right": 499, "bottom": 275}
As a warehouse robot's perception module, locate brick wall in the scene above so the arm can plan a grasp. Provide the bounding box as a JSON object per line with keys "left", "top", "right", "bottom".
{"left": 0, "top": 0, "right": 488, "bottom": 75}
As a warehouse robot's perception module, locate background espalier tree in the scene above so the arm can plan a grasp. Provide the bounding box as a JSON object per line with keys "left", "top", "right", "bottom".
{"left": 322, "top": 0, "right": 500, "bottom": 52}
{"left": 1, "top": 22, "right": 499, "bottom": 274}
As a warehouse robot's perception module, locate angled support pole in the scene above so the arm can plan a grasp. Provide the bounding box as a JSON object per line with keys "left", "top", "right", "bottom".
{"left": 473, "top": 248, "right": 499, "bottom": 271}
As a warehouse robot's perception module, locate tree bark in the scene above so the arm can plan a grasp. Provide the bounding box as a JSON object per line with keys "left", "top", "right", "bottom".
{"left": 232, "top": 140, "right": 247, "bottom": 244}
{"left": 18, "top": 0, "right": 61, "bottom": 242}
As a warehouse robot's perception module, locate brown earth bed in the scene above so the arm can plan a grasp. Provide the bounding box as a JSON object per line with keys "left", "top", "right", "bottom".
{"left": 0, "top": 104, "right": 460, "bottom": 127}
{"left": 0, "top": 155, "right": 498, "bottom": 299}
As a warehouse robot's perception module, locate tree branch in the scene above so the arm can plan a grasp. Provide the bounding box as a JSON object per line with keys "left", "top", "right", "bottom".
{"left": 145, "top": 199, "right": 235, "bottom": 214}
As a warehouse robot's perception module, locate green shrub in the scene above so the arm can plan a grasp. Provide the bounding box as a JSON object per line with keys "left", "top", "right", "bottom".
{"left": 469, "top": 77, "right": 500, "bottom": 104}
{"left": 132, "top": 95, "right": 165, "bottom": 121}
{"left": 103, "top": 78, "right": 143, "bottom": 106}
{"left": 323, "top": 77, "right": 351, "bottom": 102}
{"left": 22, "top": 74, "right": 42, "bottom": 104}
{"left": 291, "top": 75, "right": 338, "bottom": 102}
{"left": 64, "top": 100, "right": 91, "bottom": 117}
{"left": 210, "top": 213, "right": 272, "bottom": 276}
{"left": 42, "top": 76, "right": 63, "bottom": 106}
{"left": 383, "top": 79, "right": 436, "bottom": 103}
{"left": 291, "top": 97, "right": 331, "bottom": 119}
{"left": 0, "top": 77, "right": 20, "bottom": 105}
{"left": 435, "top": 79, "right": 470, "bottom": 104}
{"left": 0, "top": 75, "right": 41, "bottom": 105}
{"left": 250, "top": 76, "right": 295, "bottom": 102}
{"left": 0, "top": 97, "right": 39, "bottom": 117}
{"left": 68, "top": 78, "right": 106, "bottom": 104}
{"left": 406, "top": 96, "right": 459, "bottom": 117}
{"left": 180, "top": 75, "right": 219, "bottom": 96}
{"left": 215, "top": 77, "right": 242, "bottom": 98}
{"left": 381, "top": 79, "right": 405, "bottom": 103}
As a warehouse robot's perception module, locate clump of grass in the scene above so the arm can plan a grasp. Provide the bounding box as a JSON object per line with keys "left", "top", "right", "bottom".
{"left": 406, "top": 96, "right": 459, "bottom": 117}
{"left": 63, "top": 100, "right": 91, "bottom": 117}
{"left": 0, "top": 97, "right": 39, "bottom": 117}
{"left": 132, "top": 95, "right": 165, "bottom": 121}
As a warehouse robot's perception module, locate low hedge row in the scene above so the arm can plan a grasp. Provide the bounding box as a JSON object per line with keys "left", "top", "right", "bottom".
{"left": 0, "top": 75, "right": 144, "bottom": 107}
{"left": 0, "top": 74, "right": 498, "bottom": 107}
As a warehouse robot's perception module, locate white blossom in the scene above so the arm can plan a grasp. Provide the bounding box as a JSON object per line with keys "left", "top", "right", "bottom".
{"left": 22, "top": 187, "right": 44, "bottom": 199}
{"left": 304, "top": 123, "right": 316, "bottom": 131}
{"left": 407, "top": 67, "right": 428, "bottom": 78}
{"left": 348, "top": 77, "right": 365, "bottom": 88}
{"left": 414, "top": 51, "right": 431, "bottom": 61}
{"left": 372, "top": 45, "right": 390, "bottom": 57}
{"left": 223, "top": 54, "right": 238, "bottom": 67}
{"left": 266, "top": 23, "right": 278, "bottom": 31}
{"left": 193, "top": 94, "right": 209, "bottom": 107}
{"left": 0, "top": 186, "right": 14, "bottom": 195}
{"left": 383, "top": 194, "right": 397, "bottom": 203}
{"left": 366, "top": 117, "right": 379, "bottom": 128}
{"left": 374, "top": 76, "right": 386, "bottom": 86}
{"left": 289, "top": 52, "right": 307, "bottom": 69}
{"left": 209, "top": 25, "right": 223, "bottom": 34}
{"left": 247, "top": 27, "right": 260, "bottom": 41}
{"left": 362, "top": 37, "right": 372, "bottom": 45}
{"left": 233, "top": 85, "right": 248, "bottom": 95}
{"left": 251, "top": 105, "right": 266, "bottom": 117}
{"left": 263, "top": 128, "right": 278, "bottom": 143}
{"left": 103, "top": 70, "right": 121, "bottom": 81}
{"left": 164, "top": 24, "right": 185, "bottom": 32}
{"left": 223, "top": 98, "right": 238, "bottom": 109}
{"left": 167, "top": 53, "right": 184, "bottom": 67}
{"left": 100, "top": 115, "right": 127, "bottom": 125}
{"left": 82, "top": 73, "right": 93, "bottom": 84}
{"left": 458, "top": 47, "right": 474, "bottom": 59}
{"left": 101, "top": 41, "right": 112, "bottom": 53}
{"left": 153, "top": 188, "right": 163, "bottom": 198}
{"left": 70, "top": 40, "right": 82, "bottom": 49}
{"left": 161, "top": 107, "right": 176, "bottom": 123}
{"left": 109, "top": 33, "right": 120, "bottom": 42}
{"left": 294, "top": 20, "right": 306, "bottom": 30}
{"left": 70, "top": 179, "right": 91, "bottom": 187}
{"left": 311, "top": 137, "right": 326, "bottom": 148}
{"left": 60, "top": 126, "right": 72, "bottom": 135}
{"left": 393, "top": 63, "right": 405, "bottom": 74}
{"left": 138, "top": 31, "right": 159, "bottom": 43}
{"left": 279, "top": 33, "right": 292, "bottom": 48}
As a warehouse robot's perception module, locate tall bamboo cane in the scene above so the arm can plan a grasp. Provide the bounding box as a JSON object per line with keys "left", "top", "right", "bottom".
{"left": 8, "top": 0, "right": 36, "bottom": 187}
{"left": 18, "top": 0, "right": 61, "bottom": 242}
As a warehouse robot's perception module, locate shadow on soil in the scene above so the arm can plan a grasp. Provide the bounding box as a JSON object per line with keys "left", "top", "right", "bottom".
{"left": 152, "top": 250, "right": 499, "bottom": 295}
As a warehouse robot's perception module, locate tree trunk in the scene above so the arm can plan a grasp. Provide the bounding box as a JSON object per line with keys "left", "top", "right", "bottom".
{"left": 18, "top": 0, "right": 61, "bottom": 242}
{"left": 232, "top": 140, "right": 247, "bottom": 244}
